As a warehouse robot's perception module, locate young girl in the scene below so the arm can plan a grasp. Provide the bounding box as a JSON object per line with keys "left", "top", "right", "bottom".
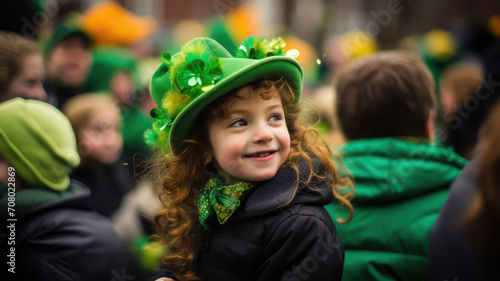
{"left": 63, "top": 94, "right": 132, "bottom": 218}
{"left": 0, "top": 31, "right": 46, "bottom": 102}
{"left": 147, "top": 37, "right": 354, "bottom": 280}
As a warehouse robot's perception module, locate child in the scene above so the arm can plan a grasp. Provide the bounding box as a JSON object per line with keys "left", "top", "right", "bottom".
{"left": 63, "top": 94, "right": 133, "bottom": 219}
{"left": 0, "top": 97, "right": 134, "bottom": 280}
{"left": 0, "top": 31, "right": 46, "bottom": 102}
{"left": 147, "top": 37, "right": 354, "bottom": 280}
{"left": 326, "top": 51, "right": 468, "bottom": 280}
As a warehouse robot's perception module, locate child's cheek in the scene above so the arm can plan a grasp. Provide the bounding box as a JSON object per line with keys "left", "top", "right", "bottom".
{"left": 219, "top": 144, "right": 243, "bottom": 174}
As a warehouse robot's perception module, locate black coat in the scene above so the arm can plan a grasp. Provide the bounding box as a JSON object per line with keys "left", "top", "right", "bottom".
{"left": 9, "top": 181, "right": 136, "bottom": 281}
{"left": 428, "top": 158, "right": 500, "bottom": 280}
{"left": 151, "top": 162, "right": 345, "bottom": 280}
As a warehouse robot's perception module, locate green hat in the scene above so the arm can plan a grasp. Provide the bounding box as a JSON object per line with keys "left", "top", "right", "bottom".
{"left": 87, "top": 47, "right": 138, "bottom": 92}
{"left": 0, "top": 98, "right": 80, "bottom": 191}
{"left": 43, "top": 22, "right": 92, "bottom": 57}
{"left": 147, "top": 36, "right": 303, "bottom": 154}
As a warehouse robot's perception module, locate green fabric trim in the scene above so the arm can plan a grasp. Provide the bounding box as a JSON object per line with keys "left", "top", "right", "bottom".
{"left": 336, "top": 137, "right": 467, "bottom": 203}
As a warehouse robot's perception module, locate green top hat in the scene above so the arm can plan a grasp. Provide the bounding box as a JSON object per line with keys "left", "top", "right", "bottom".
{"left": 147, "top": 37, "right": 303, "bottom": 154}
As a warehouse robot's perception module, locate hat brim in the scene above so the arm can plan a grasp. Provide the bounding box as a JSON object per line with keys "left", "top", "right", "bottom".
{"left": 169, "top": 55, "right": 303, "bottom": 151}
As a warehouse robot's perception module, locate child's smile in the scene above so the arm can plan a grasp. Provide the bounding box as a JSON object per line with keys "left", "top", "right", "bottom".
{"left": 209, "top": 86, "right": 291, "bottom": 184}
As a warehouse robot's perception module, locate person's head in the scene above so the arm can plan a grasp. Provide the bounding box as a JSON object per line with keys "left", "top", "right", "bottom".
{"left": 440, "top": 62, "right": 482, "bottom": 118}
{"left": 148, "top": 37, "right": 302, "bottom": 182}
{"left": 0, "top": 98, "right": 80, "bottom": 190}
{"left": 45, "top": 24, "right": 93, "bottom": 87}
{"left": 86, "top": 47, "right": 138, "bottom": 106}
{"left": 63, "top": 94, "right": 122, "bottom": 167}
{"left": 199, "top": 79, "right": 294, "bottom": 184}
{"left": 335, "top": 51, "right": 436, "bottom": 141}
{"left": 0, "top": 31, "right": 46, "bottom": 102}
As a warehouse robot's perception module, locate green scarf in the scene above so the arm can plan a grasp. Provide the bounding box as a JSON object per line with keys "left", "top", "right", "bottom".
{"left": 197, "top": 178, "right": 254, "bottom": 229}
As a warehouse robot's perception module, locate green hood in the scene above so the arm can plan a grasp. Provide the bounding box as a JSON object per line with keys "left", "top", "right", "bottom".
{"left": 326, "top": 138, "right": 468, "bottom": 281}
{"left": 338, "top": 138, "right": 468, "bottom": 203}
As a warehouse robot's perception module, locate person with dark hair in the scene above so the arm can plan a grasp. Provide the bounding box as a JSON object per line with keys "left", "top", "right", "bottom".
{"left": 43, "top": 21, "right": 93, "bottom": 109}
{"left": 325, "top": 51, "right": 468, "bottom": 280}
{"left": 428, "top": 101, "right": 500, "bottom": 281}
{"left": 0, "top": 31, "right": 46, "bottom": 102}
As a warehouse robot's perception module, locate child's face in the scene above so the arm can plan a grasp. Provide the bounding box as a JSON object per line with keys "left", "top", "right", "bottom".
{"left": 78, "top": 107, "right": 123, "bottom": 166}
{"left": 2, "top": 54, "right": 46, "bottom": 102}
{"left": 209, "top": 86, "right": 291, "bottom": 184}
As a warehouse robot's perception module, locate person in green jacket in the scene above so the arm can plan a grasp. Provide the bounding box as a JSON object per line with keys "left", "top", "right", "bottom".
{"left": 325, "top": 51, "right": 468, "bottom": 281}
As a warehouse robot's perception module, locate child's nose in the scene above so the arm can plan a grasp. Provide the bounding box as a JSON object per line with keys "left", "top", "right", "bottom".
{"left": 252, "top": 124, "right": 274, "bottom": 143}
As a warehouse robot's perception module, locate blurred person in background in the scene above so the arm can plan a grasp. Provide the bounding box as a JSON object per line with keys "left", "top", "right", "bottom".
{"left": 85, "top": 51, "right": 163, "bottom": 273}
{"left": 62, "top": 93, "right": 133, "bottom": 219}
{"left": 86, "top": 47, "right": 153, "bottom": 180}
{"left": 325, "top": 51, "right": 468, "bottom": 281}
{"left": 444, "top": 17, "right": 500, "bottom": 160}
{"left": 0, "top": 31, "right": 46, "bottom": 102}
{"left": 63, "top": 93, "right": 158, "bottom": 277}
{"left": 43, "top": 21, "right": 93, "bottom": 109}
{"left": 439, "top": 62, "right": 483, "bottom": 159}
{"left": 428, "top": 100, "right": 500, "bottom": 281}
{"left": 0, "top": 97, "right": 135, "bottom": 280}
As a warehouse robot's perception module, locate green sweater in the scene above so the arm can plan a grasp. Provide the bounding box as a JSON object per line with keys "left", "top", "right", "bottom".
{"left": 325, "top": 138, "right": 467, "bottom": 281}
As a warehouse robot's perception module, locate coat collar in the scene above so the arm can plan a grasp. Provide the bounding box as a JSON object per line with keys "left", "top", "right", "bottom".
{"left": 233, "top": 157, "right": 333, "bottom": 220}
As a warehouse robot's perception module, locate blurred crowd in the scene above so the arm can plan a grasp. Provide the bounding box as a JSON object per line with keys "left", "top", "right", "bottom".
{"left": 0, "top": 0, "right": 499, "bottom": 280}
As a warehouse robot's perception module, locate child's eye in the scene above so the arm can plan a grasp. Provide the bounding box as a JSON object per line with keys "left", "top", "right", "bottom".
{"left": 269, "top": 113, "right": 283, "bottom": 122}
{"left": 229, "top": 119, "right": 247, "bottom": 127}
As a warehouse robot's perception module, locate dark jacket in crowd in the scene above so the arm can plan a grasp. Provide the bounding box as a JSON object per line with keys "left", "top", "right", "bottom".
{"left": 71, "top": 159, "right": 134, "bottom": 218}
{"left": 44, "top": 79, "right": 92, "bottom": 110}
{"left": 150, "top": 160, "right": 345, "bottom": 281}
{"left": 428, "top": 158, "right": 500, "bottom": 280}
{"left": 0, "top": 180, "right": 135, "bottom": 281}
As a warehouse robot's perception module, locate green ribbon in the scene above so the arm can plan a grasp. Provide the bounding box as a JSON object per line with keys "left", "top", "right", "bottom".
{"left": 197, "top": 178, "right": 253, "bottom": 229}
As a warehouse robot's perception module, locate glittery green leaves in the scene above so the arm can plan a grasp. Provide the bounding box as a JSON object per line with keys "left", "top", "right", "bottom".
{"left": 236, "top": 36, "right": 299, "bottom": 59}
{"left": 145, "top": 44, "right": 223, "bottom": 152}
{"left": 144, "top": 108, "right": 171, "bottom": 152}
{"left": 176, "top": 53, "right": 223, "bottom": 98}
{"left": 198, "top": 178, "right": 254, "bottom": 229}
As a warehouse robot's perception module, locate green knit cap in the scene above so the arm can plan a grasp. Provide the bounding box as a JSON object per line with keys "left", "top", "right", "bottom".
{"left": 147, "top": 36, "right": 303, "bottom": 154}
{"left": 0, "top": 98, "right": 80, "bottom": 191}
{"left": 43, "top": 22, "right": 92, "bottom": 58}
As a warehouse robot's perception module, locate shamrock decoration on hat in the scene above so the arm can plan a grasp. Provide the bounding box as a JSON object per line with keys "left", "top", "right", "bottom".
{"left": 145, "top": 36, "right": 303, "bottom": 154}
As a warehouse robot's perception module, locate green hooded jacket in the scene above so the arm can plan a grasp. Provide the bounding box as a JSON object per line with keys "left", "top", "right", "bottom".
{"left": 325, "top": 137, "right": 468, "bottom": 281}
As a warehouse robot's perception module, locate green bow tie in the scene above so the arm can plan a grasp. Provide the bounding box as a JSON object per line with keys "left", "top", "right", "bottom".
{"left": 197, "top": 178, "right": 254, "bottom": 229}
